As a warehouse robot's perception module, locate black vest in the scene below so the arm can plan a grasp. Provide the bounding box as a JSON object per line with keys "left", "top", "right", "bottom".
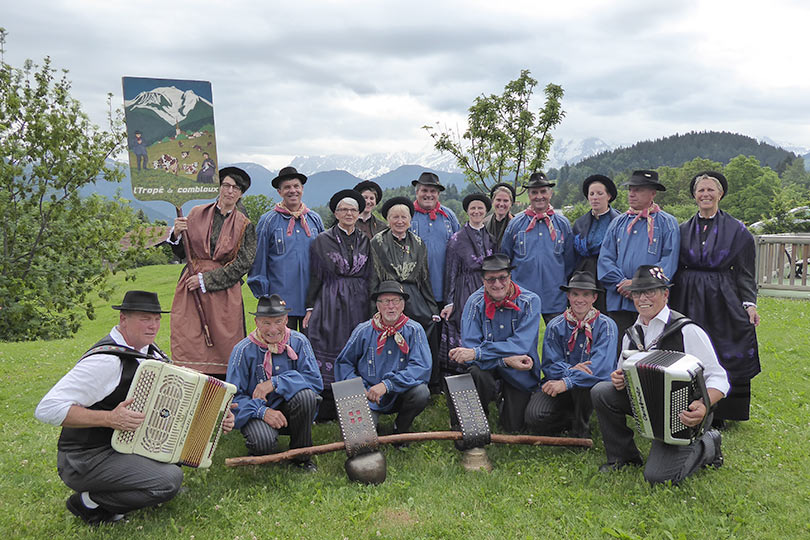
{"left": 57, "top": 335, "right": 166, "bottom": 453}
{"left": 625, "top": 309, "right": 693, "bottom": 353}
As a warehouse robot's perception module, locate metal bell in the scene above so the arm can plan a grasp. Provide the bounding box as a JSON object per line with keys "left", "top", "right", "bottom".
{"left": 344, "top": 451, "right": 387, "bottom": 484}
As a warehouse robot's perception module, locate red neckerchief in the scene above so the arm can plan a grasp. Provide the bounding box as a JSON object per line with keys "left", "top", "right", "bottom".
{"left": 371, "top": 312, "right": 410, "bottom": 355}
{"left": 413, "top": 200, "right": 449, "bottom": 221}
{"left": 275, "top": 202, "right": 312, "bottom": 237}
{"left": 626, "top": 203, "right": 661, "bottom": 244}
{"left": 524, "top": 206, "right": 557, "bottom": 241}
{"left": 249, "top": 327, "right": 298, "bottom": 378}
{"left": 564, "top": 307, "right": 600, "bottom": 354}
{"left": 484, "top": 282, "right": 522, "bottom": 320}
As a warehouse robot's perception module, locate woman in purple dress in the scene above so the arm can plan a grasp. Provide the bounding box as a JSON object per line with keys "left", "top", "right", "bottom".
{"left": 670, "top": 171, "right": 760, "bottom": 427}
{"left": 304, "top": 189, "right": 371, "bottom": 420}
{"left": 438, "top": 193, "right": 495, "bottom": 375}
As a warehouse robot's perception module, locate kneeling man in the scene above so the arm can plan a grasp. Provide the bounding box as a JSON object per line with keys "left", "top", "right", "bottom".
{"left": 525, "top": 271, "right": 617, "bottom": 438}
{"left": 35, "top": 291, "right": 235, "bottom": 525}
{"left": 335, "top": 281, "right": 431, "bottom": 434}
{"left": 591, "top": 265, "right": 728, "bottom": 484}
{"left": 449, "top": 254, "right": 542, "bottom": 433}
{"left": 227, "top": 294, "right": 323, "bottom": 471}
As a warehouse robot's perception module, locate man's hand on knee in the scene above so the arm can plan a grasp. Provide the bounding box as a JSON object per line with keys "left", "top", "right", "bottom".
{"left": 504, "top": 355, "right": 533, "bottom": 371}
{"left": 263, "top": 408, "right": 287, "bottom": 429}
{"left": 610, "top": 369, "right": 626, "bottom": 391}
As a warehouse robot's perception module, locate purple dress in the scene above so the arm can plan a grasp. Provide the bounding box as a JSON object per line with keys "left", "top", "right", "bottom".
{"left": 670, "top": 210, "right": 760, "bottom": 421}
{"left": 306, "top": 226, "right": 371, "bottom": 386}
{"left": 439, "top": 224, "right": 495, "bottom": 375}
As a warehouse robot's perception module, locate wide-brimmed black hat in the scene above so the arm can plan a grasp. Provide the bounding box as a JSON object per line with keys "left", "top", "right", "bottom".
{"left": 329, "top": 189, "right": 366, "bottom": 214}
{"left": 411, "top": 171, "right": 445, "bottom": 191}
{"left": 462, "top": 193, "right": 492, "bottom": 213}
{"left": 271, "top": 166, "right": 308, "bottom": 189}
{"left": 371, "top": 280, "right": 409, "bottom": 301}
{"left": 582, "top": 174, "right": 617, "bottom": 203}
{"left": 560, "top": 270, "right": 604, "bottom": 293}
{"left": 112, "top": 290, "right": 168, "bottom": 313}
{"left": 489, "top": 182, "right": 516, "bottom": 201}
{"left": 621, "top": 170, "right": 666, "bottom": 191}
{"left": 380, "top": 196, "right": 414, "bottom": 219}
{"left": 219, "top": 166, "right": 251, "bottom": 193}
{"left": 690, "top": 170, "right": 728, "bottom": 199}
{"left": 354, "top": 180, "right": 383, "bottom": 204}
{"left": 626, "top": 265, "right": 673, "bottom": 292}
{"left": 480, "top": 254, "right": 515, "bottom": 273}
{"left": 524, "top": 172, "right": 555, "bottom": 189}
{"left": 250, "top": 294, "right": 292, "bottom": 317}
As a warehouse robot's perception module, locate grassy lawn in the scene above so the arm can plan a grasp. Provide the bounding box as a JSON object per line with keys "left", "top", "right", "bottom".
{"left": 1, "top": 264, "right": 809, "bottom": 539}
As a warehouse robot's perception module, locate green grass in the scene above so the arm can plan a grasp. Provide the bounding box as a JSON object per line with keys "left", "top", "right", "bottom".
{"left": 2, "top": 264, "right": 809, "bottom": 539}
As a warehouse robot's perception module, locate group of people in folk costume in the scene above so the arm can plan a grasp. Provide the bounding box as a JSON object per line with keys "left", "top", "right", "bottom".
{"left": 35, "top": 164, "right": 760, "bottom": 524}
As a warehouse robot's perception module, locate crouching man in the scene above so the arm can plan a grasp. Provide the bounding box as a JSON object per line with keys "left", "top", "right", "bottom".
{"left": 227, "top": 294, "right": 323, "bottom": 471}
{"left": 591, "top": 265, "right": 728, "bottom": 484}
{"left": 335, "top": 281, "right": 432, "bottom": 435}
{"left": 34, "top": 291, "right": 235, "bottom": 525}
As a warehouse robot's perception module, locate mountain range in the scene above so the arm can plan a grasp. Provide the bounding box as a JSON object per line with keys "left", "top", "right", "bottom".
{"left": 123, "top": 86, "right": 214, "bottom": 146}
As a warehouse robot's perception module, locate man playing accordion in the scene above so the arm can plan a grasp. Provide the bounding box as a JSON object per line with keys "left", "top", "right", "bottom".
{"left": 591, "top": 266, "right": 728, "bottom": 485}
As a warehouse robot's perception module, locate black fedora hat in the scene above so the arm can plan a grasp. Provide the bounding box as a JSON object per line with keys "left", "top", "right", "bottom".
{"left": 621, "top": 170, "right": 666, "bottom": 191}
{"left": 272, "top": 166, "right": 308, "bottom": 189}
{"left": 489, "top": 182, "right": 516, "bottom": 201}
{"left": 690, "top": 170, "right": 728, "bottom": 199}
{"left": 462, "top": 193, "right": 492, "bottom": 213}
{"left": 480, "top": 254, "right": 515, "bottom": 273}
{"left": 250, "top": 294, "right": 293, "bottom": 317}
{"left": 626, "top": 265, "right": 673, "bottom": 292}
{"left": 219, "top": 166, "right": 251, "bottom": 193}
{"left": 329, "top": 189, "right": 366, "bottom": 214}
{"left": 524, "top": 172, "right": 555, "bottom": 189}
{"left": 560, "top": 270, "right": 604, "bottom": 293}
{"left": 371, "top": 280, "right": 409, "bottom": 302}
{"left": 380, "top": 196, "right": 414, "bottom": 219}
{"left": 582, "top": 174, "right": 617, "bottom": 203}
{"left": 112, "top": 290, "right": 168, "bottom": 313}
{"left": 411, "top": 171, "right": 445, "bottom": 191}
{"left": 354, "top": 180, "right": 383, "bottom": 204}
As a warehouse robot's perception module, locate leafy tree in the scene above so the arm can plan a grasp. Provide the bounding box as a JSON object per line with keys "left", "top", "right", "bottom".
{"left": 0, "top": 30, "right": 140, "bottom": 340}
{"left": 424, "top": 70, "right": 564, "bottom": 194}
{"left": 241, "top": 193, "right": 275, "bottom": 225}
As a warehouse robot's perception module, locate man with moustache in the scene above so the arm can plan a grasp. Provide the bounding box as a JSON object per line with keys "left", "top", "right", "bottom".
{"left": 591, "top": 266, "right": 727, "bottom": 485}
{"left": 249, "top": 166, "right": 325, "bottom": 331}
{"left": 227, "top": 294, "right": 323, "bottom": 471}
{"left": 483, "top": 182, "right": 516, "bottom": 249}
{"left": 598, "top": 170, "right": 680, "bottom": 342}
{"left": 335, "top": 281, "right": 432, "bottom": 435}
{"left": 524, "top": 271, "right": 617, "bottom": 438}
{"left": 449, "top": 254, "right": 542, "bottom": 434}
{"left": 35, "top": 291, "right": 236, "bottom": 524}
{"left": 501, "top": 172, "right": 575, "bottom": 323}
{"left": 354, "top": 180, "right": 386, "bottom": 239}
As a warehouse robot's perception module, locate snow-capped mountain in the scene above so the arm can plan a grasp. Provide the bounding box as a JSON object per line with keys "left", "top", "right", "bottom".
{"left": 758, "top": 136, "right": 809, "bottom": 156}
{"left": 124, "top": 86, "right": 213, "bottom": 126}
{"left": 289, "top": 137, "right": 612, "bottom": 179}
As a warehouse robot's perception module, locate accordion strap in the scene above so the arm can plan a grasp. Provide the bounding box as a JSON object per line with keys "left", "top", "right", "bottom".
{"left": 80, "top": 344, "right": 170, "bottom": 363}
{"left": 625, "top": 311, "right": 695, "bottom": 352}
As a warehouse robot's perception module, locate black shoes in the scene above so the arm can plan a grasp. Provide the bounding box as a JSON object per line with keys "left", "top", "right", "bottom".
{"left": 704, "top": 429, "right": 724, "bottom": 468}
{"left": 294, "top": 459, "right": 318, "bottom": 472}
{"left": 598, "top": 458, "right": 643, "bottom": 473}
{"left": 66, "top": 493, "right": 124, "bottom": 525}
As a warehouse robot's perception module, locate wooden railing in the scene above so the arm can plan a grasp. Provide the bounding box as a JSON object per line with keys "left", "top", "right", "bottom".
{"left": 755, "top": 234, "right": 810, "bottom": 293}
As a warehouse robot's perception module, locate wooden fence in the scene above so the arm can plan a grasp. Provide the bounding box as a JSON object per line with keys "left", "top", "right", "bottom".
{"left": 755, "top": 234, "right": 810, "bottom": 294}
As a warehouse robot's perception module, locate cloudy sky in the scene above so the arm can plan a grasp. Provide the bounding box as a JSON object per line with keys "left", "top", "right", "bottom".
{"left": 5, "top": 0, "right": 810, "bottom": 169}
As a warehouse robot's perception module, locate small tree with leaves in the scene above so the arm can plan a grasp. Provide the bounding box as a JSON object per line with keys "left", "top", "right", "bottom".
{"left": 423, "top": 70, "right": 564, "bottom": 194}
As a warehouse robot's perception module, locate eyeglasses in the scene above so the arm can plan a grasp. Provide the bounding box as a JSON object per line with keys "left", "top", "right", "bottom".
{"left": 335, "top": 207, "right": 359, "bottom": 214}
{"left": 630, "top": 289, "right": 661, "bottom": 299}
{"left": 220, "top": 183, "right": 241, "bottom": 192}
{"left": 483, "top": 275, "right": 510, "bottom": 285}
{"left": 376, "top": 298, "right": 404, "bottom": 305}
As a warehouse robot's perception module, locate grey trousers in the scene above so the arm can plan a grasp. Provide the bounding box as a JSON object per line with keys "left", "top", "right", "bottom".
{"left": 524, "top": 386, "right": 594, "bottom": 438}
{"left": 240, "top": 389, "right": 320, "bottom": 460}
{"left": 370, "top": 384, "right": 430, "bottom": 433}
{"left": 57, "top": 446, "right": 183, "bottom": 514}
{"left": 591, "top": 380, "right": 721, "bottom": 484}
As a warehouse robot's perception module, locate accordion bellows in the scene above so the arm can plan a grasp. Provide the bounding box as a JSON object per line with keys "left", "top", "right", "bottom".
{"left": 112, "top": 360, "right": 236, "bottom": 468}
{"left": 622, "top": 350, "right": 710, "bottom": 446}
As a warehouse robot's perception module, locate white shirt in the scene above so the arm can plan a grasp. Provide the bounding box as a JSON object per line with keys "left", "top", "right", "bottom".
{"left": 621, "top": 306, "right": 730, "bottom": 395}
{"left": 34, "top": 326, "right": 153, "bottom": 426}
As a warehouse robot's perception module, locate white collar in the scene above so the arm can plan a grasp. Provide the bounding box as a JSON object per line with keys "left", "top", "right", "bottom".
{"left": 111, "top": 325, "right": 151, "bottom": 354}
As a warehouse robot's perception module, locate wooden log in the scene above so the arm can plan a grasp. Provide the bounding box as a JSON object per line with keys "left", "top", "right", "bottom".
{"left": 224, "top": 431, "right": 593, "bottom": 467}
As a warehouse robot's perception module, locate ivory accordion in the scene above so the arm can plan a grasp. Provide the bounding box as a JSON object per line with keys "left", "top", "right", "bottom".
{"left": 621, "top": 350, "right": 711, "bottom": 445}
{"left": 112, "top": 360, "right": 236, "bottom": 468}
